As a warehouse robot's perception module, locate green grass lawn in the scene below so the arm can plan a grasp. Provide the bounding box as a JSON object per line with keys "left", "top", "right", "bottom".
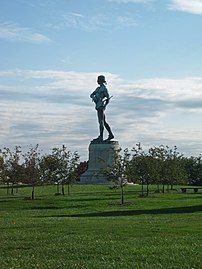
{"left": 0, "top": 184, "right": 201, "bottom": 269}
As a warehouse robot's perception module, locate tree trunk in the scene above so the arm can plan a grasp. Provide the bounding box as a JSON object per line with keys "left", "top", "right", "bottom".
{"left": 56, "top": 183, "right": 60, "bottom": 193}
{"left": 67, "top": 183, "right": 70, "bottom": 195}
{"left": 31, "top": 185, "right": 35, "bottom": 199}
{"left": 141, "top": 179, "right": 144, "bottom": 196}
{"left": 146, "top": 181, "right": 149, "bottom": 196}
{"left": 11, "top": 184, "right": 14, "bottom": 195}
{"left": 121, "top": 185, "right": 124, "bottom": 205}
{"left": 7, "top": 182, "right": 9, "bottom": 195}
{"left": 157, "top": 184, "right": 160, "bottom": 193}
{"left": 62, "top": 184, "right": 65, "bottom": 195}
{"left": 162, "top": 184, "right": 165, "bottom": 194}
{"left": 170, "top": 184, "right": 173, "bottom": 190}
{"left": 167, "top": 184, "right": 170, "bottom": 192}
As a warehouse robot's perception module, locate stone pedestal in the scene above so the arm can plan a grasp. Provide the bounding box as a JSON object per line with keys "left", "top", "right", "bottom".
{"left": 80, "top": 140, "right": 120, "bottom": 184}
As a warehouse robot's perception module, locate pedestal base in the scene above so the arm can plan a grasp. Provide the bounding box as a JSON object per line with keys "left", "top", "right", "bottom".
{"left": 80, "top": 140, "right": 120, "bottom": 184}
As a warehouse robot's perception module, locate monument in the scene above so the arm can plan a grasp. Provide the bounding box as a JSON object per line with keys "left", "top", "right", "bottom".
{"left": 80, "top": 75, "right": 120, "bottom": 184}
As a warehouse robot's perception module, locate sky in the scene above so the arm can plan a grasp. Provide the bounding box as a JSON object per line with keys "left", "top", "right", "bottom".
{"left": 0, "top": 0, "right": 202, "bottom": 159}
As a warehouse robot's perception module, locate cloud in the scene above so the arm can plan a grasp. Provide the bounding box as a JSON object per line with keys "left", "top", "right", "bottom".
{"left": 47, "top": 12, "right": 137, "bottom": 32}
{"left": 0, "top": 69, "right": 201, "bottom": 157}
{"left": 0, "top": 69, "right": 121, "bottom": 92}
{"left": 0, "top": 21, "right": 51, "bottom": 43}
{"left": 117, "top": 16, "right": 137, "bottom": 27}
{"left": 19, "top": 0, "right": 57, "bottom": 7}
{"left": 1, "top": 70, "right": 202, "bottom": 113}
{"left": 176, "top": 99, "right": 202, "bottom": 109}
{"left": 169, "top": 0, "right": 202, "bottom": 15}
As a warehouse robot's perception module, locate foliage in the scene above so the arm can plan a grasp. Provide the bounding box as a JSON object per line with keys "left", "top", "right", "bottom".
{"left": 184, "top": 155, "right": 202, "bottom": 186}
{"left": 39, "top": 153, "right": 60, "bottom": 184}
{"left": 51, "top": 145, "right": 79, "bottom": 195}
{"left": 0, "top": 143, "right": 201, "bottom": 201}
{"left": 0, "top": 146, "right": 23, "bottom": 194}
{"left": 0, "top": 155, "right": 5, "bottom": 184}
{"left": 39, "top": 145, "right": 80, "bottom": 195}
{"left": 22, "top": 144, "right": 41, "bottom": 199}
{"left": 105, "top": 148, "right": 131, "bottom": 204}
{"left": 129, "top": 145, "right": 189, "bottom": 193}
{"left": 74, "top": 161, "right": 88, "bottom": 181}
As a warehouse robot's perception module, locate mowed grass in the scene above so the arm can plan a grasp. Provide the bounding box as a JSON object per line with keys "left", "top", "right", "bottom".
{"left": 0, "top": 184, "right": 201, "bottom": 269}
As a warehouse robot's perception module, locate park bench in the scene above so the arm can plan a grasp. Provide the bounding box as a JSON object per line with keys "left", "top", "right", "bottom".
{"left": 180, "top": 187, "right": 202, "bottom": 193}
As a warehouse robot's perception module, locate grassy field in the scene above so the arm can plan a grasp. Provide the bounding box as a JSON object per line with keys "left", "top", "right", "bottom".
{"left": 0, "top": 184, "right": 201, "bottom": 269}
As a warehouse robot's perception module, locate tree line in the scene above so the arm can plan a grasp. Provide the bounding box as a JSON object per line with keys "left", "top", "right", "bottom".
{"left": 105, "top": 144, "right": 201, "bottom": 204}
{"left": 0, "top": 144, "right": 201, "bottom": 199}
{"left": 0, "top": 145, "right": 87, "bottom": 199}
{"left": 106, "top": 144, "right": 201, "bottom": 197}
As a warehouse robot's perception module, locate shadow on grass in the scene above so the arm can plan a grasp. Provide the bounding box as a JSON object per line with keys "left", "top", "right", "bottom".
{"left": 31, "top": 206, "right": 62, "bottom": 210}
{"left": 43, "top": 205, "right": 202, "bottom": 218}
{"left": 67, "top": 196, "right": 120, "bottom": 202}
{"left": 30, "top": 204, "right": 87, "bottom": 210}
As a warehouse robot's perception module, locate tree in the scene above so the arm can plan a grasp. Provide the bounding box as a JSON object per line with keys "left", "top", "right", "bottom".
{"left": 0, "top": 155, "right": 5, "bottom": 185}
{"left": 159, "top": 146, "right": 187, "bottom": 191}
{"left": 184, "top": 155, "right": 202, "bottom": 186}
{"left": 130, "top": 144, "right": 153, "bottom": 196}
{"left": 146, "top": 145, "right": 168, "bottom": 193}
{"left": 75, "top": 161, "right": 88, "bottom": 181}
{"left": 128, "top": 144, "right": 187, "bottom": 195}
{"left": 64, "top": 150, "right": 80, "bottom": 195}
{"left": 147, "top": 147, "right": 163, "bottom": 192}
{"left": 45, "top": 145, "right": 80, "bottom": 195}
{"left": 144, "top": 145, "right": 187, "bottom": 192}
{"left": 0, "top": 146, "right": 23, "bottom": 195}
{"left": 106, "top": 148, "right": 131, "bottom": 204}
{"left": 39, "top": 154, "right": 60, "bottom": 187}
{"left": 22, "top": 145, "right": 40, "bottom": 199}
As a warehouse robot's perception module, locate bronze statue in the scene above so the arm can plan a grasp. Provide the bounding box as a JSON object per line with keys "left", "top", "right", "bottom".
{"left": 90, "top": 75, "right": 114, "bottom": 142}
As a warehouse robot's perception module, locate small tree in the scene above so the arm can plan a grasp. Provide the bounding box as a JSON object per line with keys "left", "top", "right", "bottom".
{"left": 75, "top": 161, "right": 88, "bottom": 181}
{"left": 50, "top": 145, "right": 80, "bottom": 195}
{"left": 64, "top": 150, "right": 80, "bottom": 195}
{"left": 160, "top": 146, "right": 187, "bottom": 191}
{"left": 129, "top": 144, "right": 187, "bottom": 195}
{"left": 147, "top": 147, "right": 164, "bottom": 192}
{"left": 0, "top": 146, "right": 23, "bottom": 195}
{"left": 184, "top": 155, "right": 202, "bottom": 186}
{"left": 39, "top": 154, "right": 60, "bottom": 188}
{"left": 0, "top": 155, "right": 5, "bottom": 185}
{"left": 106, "top": 148, "right": 131, "bottom": 205}
{"left": 130, "top": 144, "right": 151, "bottom": 196}
{"left": 22, "top": 145, "right": 40, "bottom": 199}
{"left": 135, "top": 145, "right": 187, "bottom": 192}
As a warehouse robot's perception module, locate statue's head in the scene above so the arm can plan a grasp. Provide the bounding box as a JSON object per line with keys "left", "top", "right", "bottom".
{"left": 97, "top": 75, "right": 106, "bottom": 85}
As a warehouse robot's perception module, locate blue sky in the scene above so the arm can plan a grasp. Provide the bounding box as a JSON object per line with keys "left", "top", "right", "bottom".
{"left": 0, "top": 0, "right": 202, "bottom": 158}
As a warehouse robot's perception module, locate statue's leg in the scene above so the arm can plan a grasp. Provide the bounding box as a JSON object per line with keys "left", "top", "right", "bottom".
{"left": 103, "top": 113, "right": 114, "bottom": 140}
{"left": 97, "top": 109, "right": 104, "bottom": 140}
